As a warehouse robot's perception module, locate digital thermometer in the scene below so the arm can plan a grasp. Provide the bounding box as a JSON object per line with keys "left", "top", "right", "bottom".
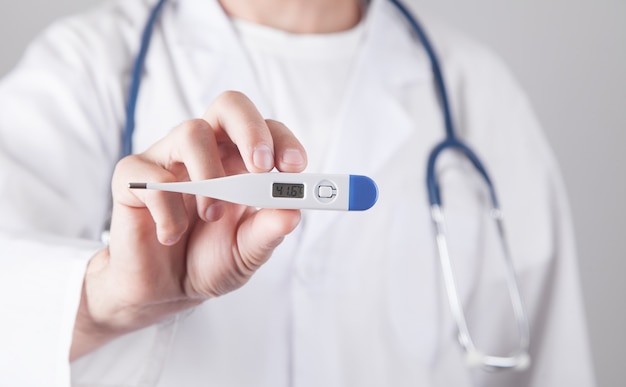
{"left": 129, "top": 173, "right": 378, "bottom": 211}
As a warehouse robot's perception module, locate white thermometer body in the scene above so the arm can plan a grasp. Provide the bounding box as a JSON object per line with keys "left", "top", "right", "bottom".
{"left": 129, "top": 173, "right": 378, "bottom": 211}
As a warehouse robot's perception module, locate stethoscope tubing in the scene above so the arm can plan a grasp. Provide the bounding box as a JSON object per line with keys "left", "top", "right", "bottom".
{"left": 122, "top": 0, "right": 167, "bottom": 158}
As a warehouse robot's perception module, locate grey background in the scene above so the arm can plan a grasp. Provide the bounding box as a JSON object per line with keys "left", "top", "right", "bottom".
{"left": 0, "top": 0, "right": 623, "bottom": 385}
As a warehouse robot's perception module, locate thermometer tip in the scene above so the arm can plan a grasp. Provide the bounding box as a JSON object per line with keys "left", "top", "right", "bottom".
{"left": 128, "top": 182, "right": 147, "bottom": 189}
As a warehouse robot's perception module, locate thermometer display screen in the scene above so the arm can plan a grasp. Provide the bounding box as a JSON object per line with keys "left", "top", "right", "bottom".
{"left": 272, "top": 183, "right": 305, "bottom": 199}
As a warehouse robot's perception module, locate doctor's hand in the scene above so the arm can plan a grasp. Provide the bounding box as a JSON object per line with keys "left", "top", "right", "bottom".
{"left": 70, "top": 91, "right": 307, "bottom": 360}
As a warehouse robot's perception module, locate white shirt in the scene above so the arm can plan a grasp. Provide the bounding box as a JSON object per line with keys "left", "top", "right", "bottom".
{"left": 0, "top": 0, "right": 595, "bottom": 386}
{"left": 233, "top": 18, "right": 365, "bottom": 171}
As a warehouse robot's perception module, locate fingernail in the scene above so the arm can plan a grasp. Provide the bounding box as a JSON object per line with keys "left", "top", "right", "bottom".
{"left": 205, "top": 202, "right": 225, "bottom": 222}
{"left": 281, "top": 148, "right": 306, "bottom": 167}
{"left": 163, "top": 237, "right": 180, "bottom": 246}
{"left": 253, "top": 144, "right": 274, "bottom": 171}
{"left": 162, "top": 233, "right": 182, "bottom": 246}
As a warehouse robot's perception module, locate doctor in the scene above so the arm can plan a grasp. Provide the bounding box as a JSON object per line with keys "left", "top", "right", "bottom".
{"left": 0, "top": 0, "right": 594, "bottom": 386}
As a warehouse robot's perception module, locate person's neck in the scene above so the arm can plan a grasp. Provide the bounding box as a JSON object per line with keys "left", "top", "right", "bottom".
{"left": 218, "top": 0, "right": 364, "bottom": 34}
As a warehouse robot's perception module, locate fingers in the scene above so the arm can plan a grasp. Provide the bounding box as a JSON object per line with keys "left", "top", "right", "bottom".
{"left": 266, "top": 119, "right": 307, "bottom": 172}
{"left": 203, "top": 91, "right": 307, "bottom": 173}
{"left": 112, "top": 119, "right": 223, "bottom": 244}
{"left": 225, "top": 208, "right": 302, "bottom": 294}
{"left": 112, "top": 155, "right": 192, "bottom": 245}
{"left": 111, "top": 91, "right": 307, "bottom": 245}
{"left": 145, "top": 119, "right": 225, "bottom": 220}
{"left": 149, "top": 119, "right": 224, "bottom": 187}
{"left": 240, "top": 209, "right": 302, "bottom": 262}
{"left": 203, "top": 91, "right": 274, "bottom": 172}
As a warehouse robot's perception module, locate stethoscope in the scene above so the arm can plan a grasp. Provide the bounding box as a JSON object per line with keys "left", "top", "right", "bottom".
{"left": 123, "top": 0, "right": 530, "bottom": 372}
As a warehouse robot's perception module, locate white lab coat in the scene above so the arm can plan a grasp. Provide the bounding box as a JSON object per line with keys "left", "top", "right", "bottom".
{"left": 0, "top": 0, "right": 595, "bottom": 386}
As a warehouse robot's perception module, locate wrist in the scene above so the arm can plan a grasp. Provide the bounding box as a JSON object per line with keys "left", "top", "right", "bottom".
{"left": 70, "top": 248, "right": 119, "bottom": 361}
{"left": 69, "top": 247, "right": 204, "bottom": 361}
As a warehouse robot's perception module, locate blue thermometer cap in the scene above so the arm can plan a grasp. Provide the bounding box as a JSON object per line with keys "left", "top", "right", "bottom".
{"left": 348, "top": 175, "right": 379, "bottom": 211}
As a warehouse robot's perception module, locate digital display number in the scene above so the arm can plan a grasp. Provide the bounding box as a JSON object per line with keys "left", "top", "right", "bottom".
{"left": 272, "top": 183, "right": 305, "bottom": 199}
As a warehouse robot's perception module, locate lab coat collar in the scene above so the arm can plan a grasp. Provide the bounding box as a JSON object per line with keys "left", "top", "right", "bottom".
{"left": 166, "top": 0, "right": 431, "bottom": 117}
{"left": 166, "top": 0, "right": 431, "bottom": 246}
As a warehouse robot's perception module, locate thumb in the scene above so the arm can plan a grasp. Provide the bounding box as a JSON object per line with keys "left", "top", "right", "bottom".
{"left": 235, "top": 209, "right": 301, "bottom": 273}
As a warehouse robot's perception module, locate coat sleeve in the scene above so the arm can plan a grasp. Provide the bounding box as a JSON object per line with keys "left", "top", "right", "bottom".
{"left": 0, "top": 4, "right": 170, "bottom": 385}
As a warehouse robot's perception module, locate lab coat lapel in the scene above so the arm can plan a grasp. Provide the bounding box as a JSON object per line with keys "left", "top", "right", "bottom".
{"left": 299, "top": 0, "right": 431, "bottom": 250}
{"left": 164, "top": 0, "right": 271, "bottom": 117}
{"left": 326, "top": 0, "right": 430, "bottom": 173}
